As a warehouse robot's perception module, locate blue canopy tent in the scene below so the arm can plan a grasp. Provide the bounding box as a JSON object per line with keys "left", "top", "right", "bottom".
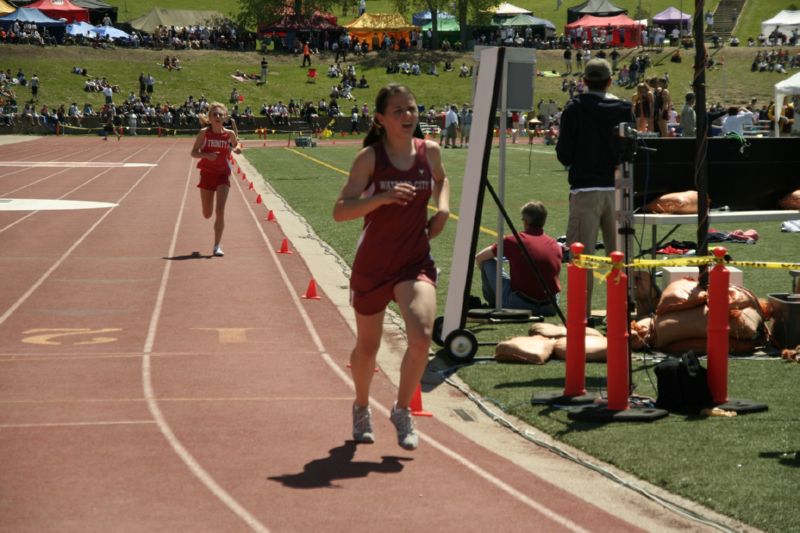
{"left": 66, "top": 20, "right": 95, "bottom": 36}
{"left": 89, "top": 24, "right": 129, "bottom": 40}
{"left": 0, "top": 7, "right": 66, "bottom": 39}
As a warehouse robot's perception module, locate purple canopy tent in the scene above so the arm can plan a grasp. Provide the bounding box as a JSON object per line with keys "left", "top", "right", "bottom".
{"left": 652, "top": 6, "right": 691, "bottom": 30}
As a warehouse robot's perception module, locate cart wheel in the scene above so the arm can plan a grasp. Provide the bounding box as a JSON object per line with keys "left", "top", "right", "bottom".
{"left": 432, "top": 316, "right": 445, "bottom": 347}
{"left": 444, "top": 329, "right": 478, "bottom": 363}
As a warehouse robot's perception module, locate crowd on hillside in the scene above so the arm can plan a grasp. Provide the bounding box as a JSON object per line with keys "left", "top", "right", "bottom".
{"left": 3, "top": 40, "right": 800, "bottom": 137}
{"left": 750, "top": 49, "right": 800, "bottom": 73}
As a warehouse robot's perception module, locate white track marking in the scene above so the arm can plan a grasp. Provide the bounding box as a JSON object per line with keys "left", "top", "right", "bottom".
{"left": 139, "top": 157, "right": 270, "bottom": 533}
{"left": 235, "top": 169, "right": 589, "bottom": 532}
{"left": 0, "top": 144, "right": 153, "bottom": 233}
{"left": 0, "top": 199, "right": 117, "bottom": 211}
{"left": 0, "top": 146, "right": 171, "bottom": 326}
{"left": 0, "top": 143, "right": 123, "bottom": 183}
{"left": 0, "top": 420, "right": 155, "bottom": 429}
{"left": 0, "top": 161, "right": 155, "bottom": 168}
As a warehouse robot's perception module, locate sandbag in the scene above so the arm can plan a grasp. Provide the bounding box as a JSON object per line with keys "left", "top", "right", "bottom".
{"left": 552, "top": 335, "right": 607, "bottom": 362}
{"left": 653, "top": 306, "right": 709, "bottom": 348}
{"left": 527, "top": 323, "right": 603, "bottom": 338}
{"left": 494, "top": 335, "right": 556, "bottom": 364}
{"left": 654, "top": 306, "right": 762, "bottom": 353}
{"left": 656, "top": 279, "right": 707, "bottom": 315}
{"left": 778, "top": 189, "right": 800, "bottom": 209}
{"left": 644, "top": 190, "right": 699, "bottom": 214}
{"left": 658, "top": 337, "right": 707, "bottom": 354}
{"left": 659, "top": 336, "right": 762, "bottom": 355}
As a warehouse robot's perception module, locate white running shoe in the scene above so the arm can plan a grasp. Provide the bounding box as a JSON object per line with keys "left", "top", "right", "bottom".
{"left": 390, "top": 403, "right": 418, "bottom": 450}
{"left": 352, "top": 404, "right": 375, "bottom": 444}
{"left": 213, "top": 245, "right": 224, "bottom": 257}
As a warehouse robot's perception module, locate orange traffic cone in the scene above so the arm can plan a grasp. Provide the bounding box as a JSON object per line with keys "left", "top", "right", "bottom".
{"left": 410, "top": 384, "right": 432, "bottom": 417}
{"left": 277, "top": 238, "right": 292, "bottom": 254}
{"left": 266, "top": 210, "right": 276, "bottom": 222}
{"left": 301, "top": 278, "right": 320, "bottom": 299}
{"left": 255, "top": 194, "right": 262, "bottom": 204}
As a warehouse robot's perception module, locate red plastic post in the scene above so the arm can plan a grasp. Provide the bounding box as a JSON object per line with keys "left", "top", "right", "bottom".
{"left": 564, "top": 242, "right": 588, "bottom": 397}
{"left": 707, "top": 247, "right": 730, "bottom": 404}
{"left": 606, "top": 251, "right": 629, "bottom": 411}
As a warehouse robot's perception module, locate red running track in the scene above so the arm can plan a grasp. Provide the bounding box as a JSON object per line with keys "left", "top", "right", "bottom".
{"left": 0, "top": 136, "right": 720, "bottom": 532}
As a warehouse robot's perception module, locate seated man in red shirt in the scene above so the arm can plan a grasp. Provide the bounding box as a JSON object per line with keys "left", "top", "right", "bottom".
{"left": 475, "top": 200, "right": 562, "bottom": 316}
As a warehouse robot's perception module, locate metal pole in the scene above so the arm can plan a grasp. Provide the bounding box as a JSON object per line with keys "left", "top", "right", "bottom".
{"left": 693, "top": 0, "right": 710, "bottom": 287}
{"left": 495, "top": 59, "right": 507, "bottom": 311}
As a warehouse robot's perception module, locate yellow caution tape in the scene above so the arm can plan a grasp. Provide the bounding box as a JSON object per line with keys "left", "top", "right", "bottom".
{"left": 728, "top": 260, "right": 800, "bottom": 270}
{"left": 573, "top": 254, "right": 800, "bottom": 271}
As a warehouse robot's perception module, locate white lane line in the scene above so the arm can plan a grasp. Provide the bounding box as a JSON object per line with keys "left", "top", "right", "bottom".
{"left": 0, "top": 396, "right": 353, "bottom": 405}
{"left": 0, "top": 143, "right": 125, "bottom": 184}
{"left": 0, "top": 199, "right": 117, "bottom": 211}
{"left": 235, "top": 167, "right": 589, "bottom": 532}
{"left": 0, "top": 145, "right": 172, "bottom": 326}
{"left": 140, "top": 156, "right": 270, "bottom": 533}
{"left": 0, "top": 144, "right": 153, "bottom": 233}
{"left": 0, "top": 420, "right": 155, "bottom": 429}
{"left": 0, "top": 161, "right": 156, "bottom": 168}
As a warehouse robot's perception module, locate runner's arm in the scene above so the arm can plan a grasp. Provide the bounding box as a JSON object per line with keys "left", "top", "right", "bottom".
{"left": 333, "top": 146, "right": 415, "bottom": 221}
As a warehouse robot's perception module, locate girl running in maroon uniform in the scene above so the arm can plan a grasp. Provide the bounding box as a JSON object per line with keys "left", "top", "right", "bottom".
{"left": 190, "top": 102, "right": 241, "bottom": 257}
{"left": 333, "top": 84, "right": 450, "bottom": 450}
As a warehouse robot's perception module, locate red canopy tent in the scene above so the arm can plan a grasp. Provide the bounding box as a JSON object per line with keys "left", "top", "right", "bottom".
{"left": 26, "top": 0, "right": 89, "bottom": 23}
{"left": 565, "top": 13, "right": 642, "bottom": 48}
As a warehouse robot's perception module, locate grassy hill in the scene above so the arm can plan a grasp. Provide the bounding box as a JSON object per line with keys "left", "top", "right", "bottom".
{"left": 1, "top": 43, "right": 790, "bottom": 123}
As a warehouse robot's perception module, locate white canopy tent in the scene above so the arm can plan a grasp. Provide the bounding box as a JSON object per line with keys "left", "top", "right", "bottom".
{"left": 761, "top": 10, "right": 800, "bottom": 37}
{"left": 774, "top": 71, "right": 800, "bottom": 136}
{"left": 486, "top": 2, "right": 532, "bottom": 16}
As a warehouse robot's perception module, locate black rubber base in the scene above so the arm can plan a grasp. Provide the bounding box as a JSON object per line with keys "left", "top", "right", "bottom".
{"left": 531, "top": 390, "right": 599, "bottom": 405}
{"left": 715, "top": 398, "right": 769, "bottom": 414}
{"left": 567, "top": 405, "right": 669, "bottom": 422}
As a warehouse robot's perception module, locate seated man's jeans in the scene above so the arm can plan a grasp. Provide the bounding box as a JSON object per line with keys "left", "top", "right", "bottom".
{"left": 480, "top": 259, "right": 558, "bottom": 317}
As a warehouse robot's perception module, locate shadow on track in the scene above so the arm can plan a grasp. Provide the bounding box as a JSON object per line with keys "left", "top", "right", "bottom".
{"left": 164, "top": 252, "right": 213, "bottom": 260}
{"left": 268, "top": 441, "right": 412, "bottom": 488}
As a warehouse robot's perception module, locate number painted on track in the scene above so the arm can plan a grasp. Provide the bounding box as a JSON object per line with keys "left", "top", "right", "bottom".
{"left": 22, "top": 328, "right": 121, "bottom": 345}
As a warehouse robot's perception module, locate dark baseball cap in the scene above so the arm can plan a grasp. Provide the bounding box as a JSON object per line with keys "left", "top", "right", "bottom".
{"left": 584, "top": 58, "right": 612, "bottom": 81}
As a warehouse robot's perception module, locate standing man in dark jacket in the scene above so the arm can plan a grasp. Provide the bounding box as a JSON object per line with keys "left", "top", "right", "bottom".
{"left": 556, "top": 58, "right": 635, "bottom": 320}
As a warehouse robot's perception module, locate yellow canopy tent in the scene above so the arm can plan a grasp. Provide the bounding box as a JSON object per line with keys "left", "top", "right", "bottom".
{"left": 344, "top": 12, "right": 418, "bottom": 50}
{"left": 0, "top": 0, "right": 15, "bottom": 16}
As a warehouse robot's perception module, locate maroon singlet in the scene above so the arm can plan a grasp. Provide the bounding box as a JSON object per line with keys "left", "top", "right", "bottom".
{"left": 196, "top": 128, "right": 233, "bottom": 176}
{"left": 350, "top": 138, "right": 436, "bottom": 313}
